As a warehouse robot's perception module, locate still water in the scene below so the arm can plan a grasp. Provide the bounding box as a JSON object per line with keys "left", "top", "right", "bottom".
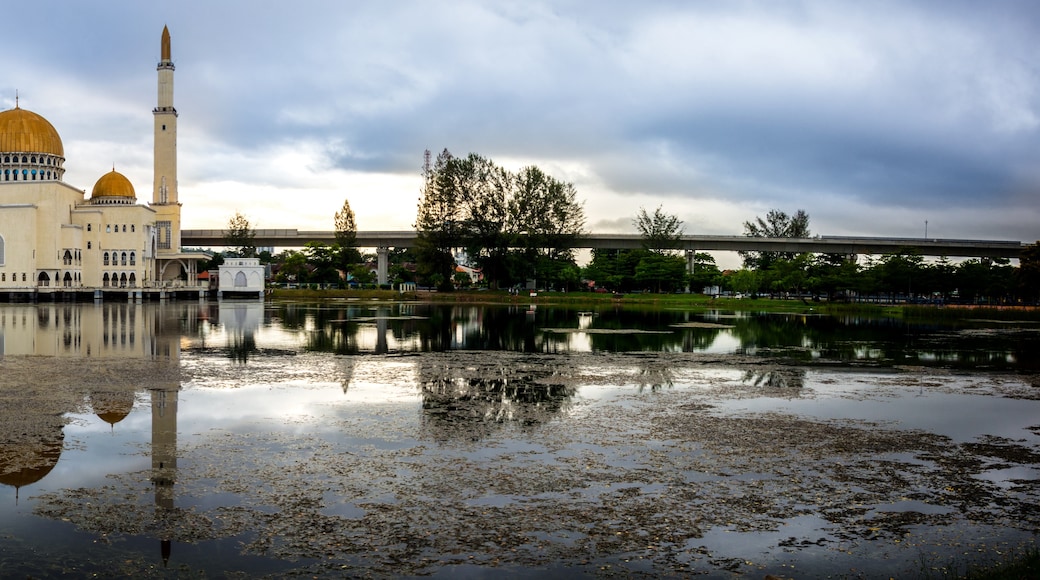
{"left": 1, "top": 300, "right": 1038, "bottom": 578}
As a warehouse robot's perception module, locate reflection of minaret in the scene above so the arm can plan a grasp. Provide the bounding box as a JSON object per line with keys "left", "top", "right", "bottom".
{"left": 376, "top": 306, "right": 388, "bottom": 354}
{"left": 149, "top": 303, "right": 184, "bottom": 567}
{"left": 150, "top": 383, "right": 178, "bottom": 566}
{"left": 152, "top": 25, "right": 181, "bottom": 255}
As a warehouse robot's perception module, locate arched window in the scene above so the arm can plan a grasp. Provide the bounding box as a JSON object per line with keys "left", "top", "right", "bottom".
{"left": 131, "top": 225, "right": 135, "bottom": 233}
{"left": 87, "top": 241, "right": 92, "bottom": 249}
{"left": 119, "top": 273, "right": 127, "bottom": 288}
{"left": 63, "top": 272, "right": 72, "bottom": 288}
{"left": 121, "top": 252, "right": 127, "bottom": 265}
{"left": 234, "top": 271, "right": 248, "bottom": 287}
{"left": 37, "top": 272, "right": 50, "bottom": 287}
{"left": 129, "top": 273, "right": 136, "bottom": 287}
{"left": 103, "top": 273, "right": 110, "bottom": 287}
{"left": 103, "top": 252, "right": 110, "bottom": 266}
{"left": 129, "top": 252, "right": 136, "bottom": 266}
{"left": 63, "top": 250, "right": 73, "bottom": 265}
{"left": 87, "top": 223, "right": 92, "bottom": 232}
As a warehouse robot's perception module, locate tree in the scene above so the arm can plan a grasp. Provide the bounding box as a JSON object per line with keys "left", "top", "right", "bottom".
{"left": 273, "top": 250, "right": 308, "bottom": 284}
{"left": 740, "top": 209, "right": 810, "bottom": 270}
{"left": 303, "top": 242, "right": 340, "bottom": 285}
{"left": 334, "top": 197, "right": 362, "bottom": 266}
{"left": 507, "top": 166, "right": 585, "bottom": 287}
{"left": 634, "top": 206, "right": 684, "bottom": 253}
{"left": 415, "top": 149, "right": 462, "bottom": 290}
{"left": 634, "top": 253, "right": 687, "bottom": 292}
{"left": 224, "top": 212, "right": 256, "bottom": 258}
{"left": 415, "top": 150, "right": 586, "bottom": 290}
{"left": 729, "top": 269, "right": 760, "bottom": 295}
{"left": 1017, "top": 241, "right": 1040, "bottom": 304}
{"left": 688, "top": 252, "right": 722, "bottom": 293}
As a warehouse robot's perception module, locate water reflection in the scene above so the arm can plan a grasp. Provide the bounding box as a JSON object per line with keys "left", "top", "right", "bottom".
{"left": 741, "top": 368, "right": 807, "bottom": 393}
{"left": 417, "top": 355, "right": 576, "bottom": 442}
{"left": 0, "top": 302, "right": 189, "bottom": 563}
{"left": 223, "top": 303, "right": 1040, "bottom": 369}
{"left": 1, "top": 301, "right": 1038, "bottom": 578}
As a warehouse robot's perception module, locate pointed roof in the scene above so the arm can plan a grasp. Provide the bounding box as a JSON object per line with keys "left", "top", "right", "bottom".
{"left": 161, "top": 25, "right": 171, "bottom": 61}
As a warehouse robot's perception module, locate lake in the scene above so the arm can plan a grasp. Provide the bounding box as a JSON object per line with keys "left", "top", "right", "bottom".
{"left": 1, "top": 300, "right": 1038, "bottom": 578}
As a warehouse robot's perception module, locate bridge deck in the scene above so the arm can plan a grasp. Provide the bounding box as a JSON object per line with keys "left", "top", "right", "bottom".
{"left": 180, "top": 230, "right": 1025, "bottom": 259}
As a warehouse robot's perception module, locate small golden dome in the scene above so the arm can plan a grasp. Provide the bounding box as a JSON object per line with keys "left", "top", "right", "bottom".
{"left": 91, "top": 169, "right": 136, "bottom": 199}
{"left": 0, "top": 105, "right": 64, "bottom": 157}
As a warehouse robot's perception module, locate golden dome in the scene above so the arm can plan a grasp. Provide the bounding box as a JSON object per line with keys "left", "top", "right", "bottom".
{"left": 0, "top": 105, "right": 64, "bottom": 157}
{"left": 91, "top": 169, "right": 136, "bottom": 199}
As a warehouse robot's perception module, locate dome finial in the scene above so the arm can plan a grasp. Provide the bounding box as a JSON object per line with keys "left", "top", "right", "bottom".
{"left": 14, "top": 89, "right": 18, "bottom": 108}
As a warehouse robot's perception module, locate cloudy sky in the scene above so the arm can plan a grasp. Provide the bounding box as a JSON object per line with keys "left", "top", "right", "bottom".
{"left": 3, "top": 1, "right": 1038, "bottom": 263}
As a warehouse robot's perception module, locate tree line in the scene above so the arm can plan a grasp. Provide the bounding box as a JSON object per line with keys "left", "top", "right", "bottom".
{"left": 212, "top": 152, "right": 1040, "bottom": 303}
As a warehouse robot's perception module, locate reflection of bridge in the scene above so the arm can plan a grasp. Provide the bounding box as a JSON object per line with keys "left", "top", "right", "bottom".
{"left": 183, "top": 229, "right": 1025, "bottom": 285}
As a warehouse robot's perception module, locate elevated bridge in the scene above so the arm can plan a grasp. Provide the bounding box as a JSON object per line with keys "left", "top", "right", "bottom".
{"left": 183, "top": 229, "right": 1024, "bottom": 258}
{"left": 181, "top": 229, "right": 1025, "bottom": 285}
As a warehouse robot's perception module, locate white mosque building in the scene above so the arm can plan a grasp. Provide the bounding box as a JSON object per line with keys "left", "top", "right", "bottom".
{"left": 0, "top": 26, "right": 203, "bottom": 297}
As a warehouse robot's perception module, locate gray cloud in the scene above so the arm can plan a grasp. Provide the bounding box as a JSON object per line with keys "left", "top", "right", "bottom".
{"left": 2, "top": 1, "right": 1037, "bottom": 243}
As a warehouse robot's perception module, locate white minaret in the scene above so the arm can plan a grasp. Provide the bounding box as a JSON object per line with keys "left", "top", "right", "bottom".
{"left": 152, "top": 25, "right": 181, "bottom": 253}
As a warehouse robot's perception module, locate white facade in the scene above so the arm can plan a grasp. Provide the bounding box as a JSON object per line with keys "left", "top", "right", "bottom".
{"left": 218, "top": 258, "right": 265, "bottom": 297}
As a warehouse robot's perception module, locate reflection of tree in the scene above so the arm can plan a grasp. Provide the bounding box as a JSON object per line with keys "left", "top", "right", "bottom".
{"left": 679, "top": 327, "right": 725, "bottom": 351}
{"left": 417, "top": 355, "right": 575, "bottom": 443}
{"left": 740, "top": 368, "right": 806, "bottom": 394}
{"left": 633, "top": 359, "right": 675, "bottom": 391}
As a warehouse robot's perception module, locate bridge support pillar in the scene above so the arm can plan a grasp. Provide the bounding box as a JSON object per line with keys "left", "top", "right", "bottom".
{"left": 685, "top": 249, "right": 696, "bottom": 275}
{"left": 685, "top": 249, "right": 696, "bottom": 293}
{"left": 376, "top": 247, "right": 389, "bottom": 286}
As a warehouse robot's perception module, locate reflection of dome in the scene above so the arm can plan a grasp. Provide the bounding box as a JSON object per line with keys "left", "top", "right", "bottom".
{"left": 0, "top": 412, "right": 64, "bottom": 493}
{"left": 90, "top": 170, "right": 137, "bottom": 203}
{"left": 0, "top": 105, "right": 64, "bottom": 156}
{"left": 90, "top": 389, "right": 137, "bottom": 425}
{"left": 0, "top": 437, "right": 63, "bottom": 489}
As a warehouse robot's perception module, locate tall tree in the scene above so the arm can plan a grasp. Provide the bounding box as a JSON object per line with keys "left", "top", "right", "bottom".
{"left": 459, "top": 154, "right": 510, "bottom": 287}
{"left": 415, "top": 149, "right": 460, "bottom": 290}
{"left": 224, "top": 212, "right": 256, "bottom": 258}
{"left": 334, "top": 197, "right": 362, "bottom": 266}
{"left": 634, "top": 206, "right": 684, "bottom": 254}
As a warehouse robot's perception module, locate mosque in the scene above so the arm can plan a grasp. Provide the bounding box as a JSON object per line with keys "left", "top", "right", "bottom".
{"left": 0, "top": 26, "right": 202, "bottom": 296}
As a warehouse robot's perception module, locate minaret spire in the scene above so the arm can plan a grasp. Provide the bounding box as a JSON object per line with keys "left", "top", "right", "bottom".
{"left": 161, "top": 25, "right": 171, "bottom": 61}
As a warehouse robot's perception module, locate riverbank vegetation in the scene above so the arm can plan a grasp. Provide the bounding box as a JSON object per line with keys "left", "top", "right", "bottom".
{"left": 210, "top": 161, "right": 1040, "bottom": 305}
